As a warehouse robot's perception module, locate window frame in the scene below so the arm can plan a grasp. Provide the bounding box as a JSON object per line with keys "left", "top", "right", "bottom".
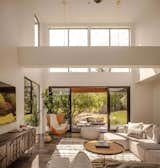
{"left": 49, "top": 28, "right": 69, "bottom": 47}
{"left": 49, "top": 27, "right": 131, "bottom": 47}
{"left": 90, "top": 28, "right": 110, "bottom": 46}
{"left": 34, "top": 14, "right": 40, "bottom": 47}
{"left": 109, "top": 28, "right": 130, "bottom": 46}
{"left": 68, "top": 28, "right": 89, "bottom": 46}
{"left": 24, "top": 77, "right": 40, "bottom": 115}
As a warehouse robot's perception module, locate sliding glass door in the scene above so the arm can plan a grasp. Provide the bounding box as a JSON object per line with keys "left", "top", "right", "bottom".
{"left": 49, "top": 86, "right": 130, "bottom": 132}
{"left": 108, "top": 87, "right": 130, "bottom": 130}
{"left": 71, "top": 87, "right": 107, "bottom": 133}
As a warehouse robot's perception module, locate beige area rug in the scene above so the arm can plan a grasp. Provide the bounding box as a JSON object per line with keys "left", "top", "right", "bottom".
{"left": 47, "top": 138, "right": 141, "bottom": 168}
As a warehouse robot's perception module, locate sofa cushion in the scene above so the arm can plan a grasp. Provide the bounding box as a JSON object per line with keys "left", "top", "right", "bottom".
{"left": 129, "top": 140, "right": 144, "bottom": 161}
{"left": 153, "top": 125, "right": 160, "bottom": 144}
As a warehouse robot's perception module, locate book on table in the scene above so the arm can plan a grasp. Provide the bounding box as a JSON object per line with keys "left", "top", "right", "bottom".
{"left": 95, "top": 141, "right": 110, "bottom": 148}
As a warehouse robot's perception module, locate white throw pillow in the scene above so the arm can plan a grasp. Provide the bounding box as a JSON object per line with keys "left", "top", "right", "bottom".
{"left": 128, "top": 128, "right": 144, "bottom": 139}
{"left": 153, "top": 125, "right": 160, "bottom": 144}
{"left": 127, "top": 122, "right": 143, "bottom": 139}
{"left": 128, "top": 122, "right": 143, "bottom": 130}
{"left": 70, "top": 152, "right": 93, "bottom": 168}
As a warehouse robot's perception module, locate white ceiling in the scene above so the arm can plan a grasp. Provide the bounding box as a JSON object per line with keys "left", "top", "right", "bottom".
{"left": 32, "top": 0, "right": 160, "bottom": 24}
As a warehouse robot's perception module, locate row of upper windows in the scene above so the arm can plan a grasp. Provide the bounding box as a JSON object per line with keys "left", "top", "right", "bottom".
{"left": 49, "top": 28, "right": 130, "bottom": 47}
{"left": 49, "top": 67, "right": 131, "bottom": 73}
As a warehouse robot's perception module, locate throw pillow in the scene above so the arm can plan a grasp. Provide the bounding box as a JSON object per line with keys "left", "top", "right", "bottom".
{"left": 127, "top": 128, "right": 144, "bottom": 139}
{"left": 142, "top": 124, "right": 153, "bottom": 139}
{"left": 70, "top": 151, "right": 93, "bottom": 168}
{"left": 153, "top": 125, "right": 160, "bottom": 144}
{"left": 127, "top": 122, "right": 144, "bottom": 139}
{"left": 128, "top": 122, "right": 143, "bottom": 130}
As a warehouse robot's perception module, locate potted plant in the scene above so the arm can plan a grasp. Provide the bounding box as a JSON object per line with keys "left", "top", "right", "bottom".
{"left": 42, "top": 88, "right": 54, "bottom": 114}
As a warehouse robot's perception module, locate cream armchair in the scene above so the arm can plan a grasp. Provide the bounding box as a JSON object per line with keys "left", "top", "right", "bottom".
{"left": 47, "top": 114, "right": 69, "bottom": 136}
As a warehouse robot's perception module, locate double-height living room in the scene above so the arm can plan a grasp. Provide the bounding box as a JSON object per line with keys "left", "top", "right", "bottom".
{"left": 0, "top": 0, "right": 160, "bottom": 168}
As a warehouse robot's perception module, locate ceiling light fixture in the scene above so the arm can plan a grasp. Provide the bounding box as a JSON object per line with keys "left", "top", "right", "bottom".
{"left": 93, "top": 0, "right": 121, "bottom": 6}
{"left": 94, "top": 0, "right": 102, "bottom": 3}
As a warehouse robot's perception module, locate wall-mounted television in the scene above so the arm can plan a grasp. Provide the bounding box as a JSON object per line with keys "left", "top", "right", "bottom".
{"left": 0, "top": 82, "right": 16, "bottom": 125}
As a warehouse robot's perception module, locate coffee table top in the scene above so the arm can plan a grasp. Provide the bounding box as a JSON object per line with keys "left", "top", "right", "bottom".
{"left": 84, "top": 140, "right": 124, "bottom": 155}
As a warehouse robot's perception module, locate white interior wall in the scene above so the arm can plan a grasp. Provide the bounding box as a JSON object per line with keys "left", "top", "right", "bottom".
{"left": 0, "top": 0, "right": 34, "bottom": 46}
{"left": 135, "top": 1, "right": 160, "bottom": 46}
{"left": 0, "top": 1, "right": 18, "bottom": 46}
{"left": 43, "top": 70, "right": 132, "bottom": 88}
{"left": 131, "top": 68, "right": 160, "bottom": 124}
{"left": 132, "top": 83, "right": 154, "bottom": 123}
{"left": 153, "top": 80, "right": 160, "bottom": 124}
{"left": 0, "top": 0, "right": 35, "bottom": 134}
{"left": 0, "top": 48, "right": 24, "bottom": 134}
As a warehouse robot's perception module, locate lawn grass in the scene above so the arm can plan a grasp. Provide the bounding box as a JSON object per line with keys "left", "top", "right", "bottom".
{"left": 110, "top": 110, "right": 127, "bottom": 125}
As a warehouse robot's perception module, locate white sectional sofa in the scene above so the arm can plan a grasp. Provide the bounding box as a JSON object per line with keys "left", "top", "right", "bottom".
{"left": 102, "top": 123, "right": 160, "bottom": 163}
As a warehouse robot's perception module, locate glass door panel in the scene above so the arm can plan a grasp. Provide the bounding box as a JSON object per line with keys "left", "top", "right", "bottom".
{"left": 71, "top": 87, "right": 107, "bottom": 133}
{"left": 109, "top": 88, "right": 129, "bottom": 130}
{"left": 51, "top": 88, "right": 71, "bottom": 129}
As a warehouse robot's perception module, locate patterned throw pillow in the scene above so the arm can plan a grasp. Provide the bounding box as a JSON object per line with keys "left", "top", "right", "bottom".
{"left": 127, "top": 122, "right": 144, "bottom": 139}
{"left": 153, "top": 125, "right": 160, "bottom": 144}
{"left": 142, "top": 124, "right": 153, "bottom": 139}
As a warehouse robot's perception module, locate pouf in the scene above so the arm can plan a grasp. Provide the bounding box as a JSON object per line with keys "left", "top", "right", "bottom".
{"left": 81, "top": 127, "right": 100, "bottom": 140}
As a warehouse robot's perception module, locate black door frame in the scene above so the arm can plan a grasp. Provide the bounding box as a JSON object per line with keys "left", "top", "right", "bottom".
{"left": 107, "top": 86, "right": 130, "bottom": 131}
{"left": 49, "top": 86, "right": 130, "bottom": 132}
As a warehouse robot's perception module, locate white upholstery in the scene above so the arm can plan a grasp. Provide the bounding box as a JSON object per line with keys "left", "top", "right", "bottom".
{"left": 48, "top": 114, "right": 69, "bottom": 133}
{"left": 128, "top": 122, "right": 143, "bottom": 130}
{"left": 70, "top": 151, "right": 93, "bottom": 168}
{"left": 81, "top": 127, "right": 100, "bottom": 140}
{"left": 102, "top": 133, "right": 129, "bottom": 150}
{"left": 104, "top": 128, "right": 160, "bottom": 163}
{"left": 139, "top": 142, "right": 160, "bottom": 150}
{"left": 153, "top": 125, "right": 160, "bottom": 144}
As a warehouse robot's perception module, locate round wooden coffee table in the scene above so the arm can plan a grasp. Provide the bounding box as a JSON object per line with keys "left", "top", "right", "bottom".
{"left": 84, "top": 140, "right": 124, "bottom": 155}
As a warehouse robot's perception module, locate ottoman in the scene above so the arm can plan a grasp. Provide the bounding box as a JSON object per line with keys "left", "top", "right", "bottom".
{"left": 81, "top": 127, "right": 100, "bottom": 140}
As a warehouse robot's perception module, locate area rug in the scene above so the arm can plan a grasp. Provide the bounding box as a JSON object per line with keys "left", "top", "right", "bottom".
{"left": 47, "top": 138, "right": 140, "bottom": 168}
